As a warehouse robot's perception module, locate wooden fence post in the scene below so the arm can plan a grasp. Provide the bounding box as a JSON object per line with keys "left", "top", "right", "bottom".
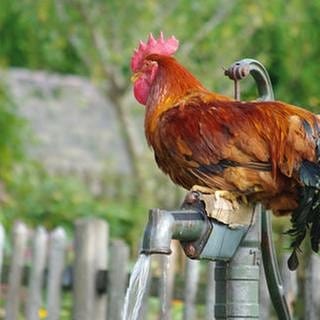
{"left": 72, "top": 218, "right": 109, "bottom": 320}
{"left": 183, "top": 259, "right": 200, "bottom": 320}
{"left": 107, "top": 239, "right": 129, "bottom": 320}
{"left": 5, "top": 221, "right": 28, "bottom": 320}
{"left": 159, "top": 240, "right": 179, "bottom": 320}
{"left": 25, "top": 226, "right": 48, "bottom": 320}
{"left": 205, "top": 261, "right": 216, "bottom": 320}
{"left": 304, "top": 253, "right": 320, "bottom": 320}
{"left": 47, "top": 227, "right": 67, "bottom": 320}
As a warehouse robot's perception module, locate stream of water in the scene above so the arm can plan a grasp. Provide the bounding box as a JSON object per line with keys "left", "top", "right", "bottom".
{"left": 122, "top": 254, "right": 151, "bottom": 320}
{"left": 160, "top": 254, "right": 170, "bottom": 319}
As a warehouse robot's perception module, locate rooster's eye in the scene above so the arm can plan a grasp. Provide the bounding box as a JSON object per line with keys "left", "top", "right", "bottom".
{"left": 144, "top": 60, "right": 156, "bottom": 69}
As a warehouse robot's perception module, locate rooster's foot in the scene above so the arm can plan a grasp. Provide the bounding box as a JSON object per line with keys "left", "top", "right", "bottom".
{"left": 214, "top": 190, "right": 248, "bottom": 210}
{"left": 191, "top": 185, "right": 215, "bottom": 194}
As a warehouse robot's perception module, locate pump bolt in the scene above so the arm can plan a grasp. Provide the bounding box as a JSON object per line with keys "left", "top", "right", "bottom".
{"left": 184, "top": 243, "right": 196, "bottom": 257}
{"left": 184, "top": 191, "right": 200, "bottom": 205}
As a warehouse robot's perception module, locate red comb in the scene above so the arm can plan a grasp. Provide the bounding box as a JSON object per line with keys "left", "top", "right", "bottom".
{"left": 131, "top": 32, "right": 179, "bottom": 72}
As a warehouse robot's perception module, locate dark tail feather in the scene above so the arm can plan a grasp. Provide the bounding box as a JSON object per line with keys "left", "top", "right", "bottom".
{"left": 287, "top": 160, "right": 320, "bottom": 270}
{"left": 310, "top": 196, "right": 320, "bottom": 252}
{"left": 311, "top": 218, "right": 320, "bottom": 252}
{"left": 287, "top": 249, "right": 299, "bottom": 271}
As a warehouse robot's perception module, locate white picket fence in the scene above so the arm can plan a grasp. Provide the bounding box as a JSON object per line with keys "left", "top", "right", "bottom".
{"left": 0, "top": 218, "right": 319, "bottom": 319}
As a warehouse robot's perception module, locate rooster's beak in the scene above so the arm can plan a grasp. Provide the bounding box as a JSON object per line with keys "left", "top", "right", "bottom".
{"left": 131, "top": 72, "right": 141, "bottom": 83}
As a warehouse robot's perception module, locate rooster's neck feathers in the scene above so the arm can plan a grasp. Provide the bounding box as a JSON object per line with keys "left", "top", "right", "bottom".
{"left": 146, "top": 55, "right": 206, "bottom": 107}
{"left": 144, "top": 55, "right": 230, "bottom": 141}
{"left": 144, "top": 55, "right": 204, "bottom": 143}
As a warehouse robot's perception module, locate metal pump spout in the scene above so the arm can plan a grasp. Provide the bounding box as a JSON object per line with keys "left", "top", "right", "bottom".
{"left": 140, "top": 192, "right": 251, "bottom": 261}
{"left": 140, "top": 207, "right": 212, "bottom": 257}
{"left": 140, "top": 208, "right": 175, "bottom": 255}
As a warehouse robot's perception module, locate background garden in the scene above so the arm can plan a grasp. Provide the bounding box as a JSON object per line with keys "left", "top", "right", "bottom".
{"left": 2, "top": 1, "right": 320, "bottom": 319}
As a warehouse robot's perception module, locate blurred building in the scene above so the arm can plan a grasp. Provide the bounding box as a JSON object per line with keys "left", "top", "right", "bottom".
{"left": 6, "top": 68, "right": 133, "bottom": 183}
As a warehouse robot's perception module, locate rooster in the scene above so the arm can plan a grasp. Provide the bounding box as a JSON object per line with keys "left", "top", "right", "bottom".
{"left": 131, "top": 32, "right": 320, "bottom": 270}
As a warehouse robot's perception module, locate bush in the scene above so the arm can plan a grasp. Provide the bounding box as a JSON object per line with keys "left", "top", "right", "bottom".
{"left": 0, "top": 80, "right": 27, "bottom": 181}
{"left": 1, "top": 162, "right": 148, "bottom": 248}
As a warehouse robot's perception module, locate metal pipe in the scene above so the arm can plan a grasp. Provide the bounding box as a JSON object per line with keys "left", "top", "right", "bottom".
{"left": 140, "top": 197, "right": 250, "bottom": 261}
{"left": 215, "top": 206, "right": 261, "bottom": 320}
{"left": 140, "top": 208, "right": 212, "bottom": 255}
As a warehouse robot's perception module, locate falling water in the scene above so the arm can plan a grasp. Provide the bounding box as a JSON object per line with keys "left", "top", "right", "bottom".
{"left": 122, "top": 254, "right": 151, "bottom": 320}
{"left": 159, "top": 255, "right": 171, "bottom": 319}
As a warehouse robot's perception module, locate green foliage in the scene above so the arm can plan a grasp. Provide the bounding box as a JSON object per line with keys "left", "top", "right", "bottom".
{"left": 0, "top": 6, "right": 317, "bottom": 320}
{"left": 0, "top": 0, "right": 85, "bottom": 74}
{"left": 2, "top": 0, "right": 320, "bottom": 108}
{"left": 0, "top": 76, "right": 147, "bottom": 247}
{"left": 1, "top": 162, "right": 148, "bottom": 244}
{"left": 2, "top": 0, "right": 320, "bottom": 250}
{"left": 0, "top": 81, "right": 26, "bottom": 181}
{"left": 244, "top": 1, "right": 320, "bottom": 111}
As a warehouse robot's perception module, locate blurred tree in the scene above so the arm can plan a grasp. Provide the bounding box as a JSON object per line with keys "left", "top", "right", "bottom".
{"left": 0, "top": 0, "right": 84, "bottom": 73}
{"left": 1, "top": 5, "right": 320, "bottom": 318}
{"left": 43, "top": 0, "right": 258, "bottom": 203}
{"left": 0, "top": 161, "right": 143, "bottom": 243}
{"left": 2, "top": 1, "right": 320, "bottom": 105}
{"left": 1, "top": 0, "right": 320, "bottom": 244}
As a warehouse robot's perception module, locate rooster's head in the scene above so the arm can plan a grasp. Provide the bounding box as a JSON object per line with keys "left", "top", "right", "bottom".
{"left": 131, "top": 32, "right": 179, "bottom": 105}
